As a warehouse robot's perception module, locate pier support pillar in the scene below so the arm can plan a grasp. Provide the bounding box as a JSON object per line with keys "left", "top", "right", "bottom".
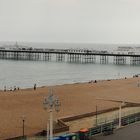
{"left": 56, "top": 53, "right": 65, "bottom": 62}
{"left": 44, "top": 53, "right": 51, "bottom": 61}
{"left": 114, "top": 56, "right": 126, "bottom": 65}
{"left": 82, "top": 55, "right": 96, "bottom": 63}
{"left": 130, "top": 57, "right": 140, "bottom": 65}
{"left": 100, "top": 55, "right": 108, "bottom": 64}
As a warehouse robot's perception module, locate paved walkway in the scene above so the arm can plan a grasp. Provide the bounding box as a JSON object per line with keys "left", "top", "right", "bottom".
{"left": 95, "top": 122, "right": 140, "bottom": 140}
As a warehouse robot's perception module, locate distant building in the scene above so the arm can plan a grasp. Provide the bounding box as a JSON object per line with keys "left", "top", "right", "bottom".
{"left": 115, "top": 46, "right": 140, "bottom": 55}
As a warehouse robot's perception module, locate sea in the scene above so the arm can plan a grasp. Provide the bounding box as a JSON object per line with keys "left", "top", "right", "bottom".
{"left": 0, "top": 42, "right": 140, "bottom": 90}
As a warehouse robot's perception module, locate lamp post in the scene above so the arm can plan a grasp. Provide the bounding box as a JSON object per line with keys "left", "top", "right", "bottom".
{"left": 43, "top": 88, "right": 60, "bottom": 140}
{"left": 47, "top": 120, "right": 50, "bottom": 140}
{"left": 118, "top": 101, "right": 125, "bottom": 128}
{"left": 21, "top": 115, "right": 25, "bottom": 140}
{"left": 96, "top": 98, "right": 126, "bottom": 129}
{"left": 23, "top": 119, "right": 25, "bottom": 138}
{"left": 118, "top": 104, "right": 121, "bottom": 128}
{"left": 95, "top": 105, "right": 98, "bottom": 126}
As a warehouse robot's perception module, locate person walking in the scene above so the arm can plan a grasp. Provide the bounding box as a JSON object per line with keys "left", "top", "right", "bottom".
{"left": 34, "top": 84, "right": 36, "bottom": 90}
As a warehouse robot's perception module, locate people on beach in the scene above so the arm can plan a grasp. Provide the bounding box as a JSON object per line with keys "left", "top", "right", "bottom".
{"left": 10, "top": 87, "right": 12, "bottom": 91}
{"left": 88, "top": 80, "right": 97, "bottom": 83}
{"left": 14, "top": 86, "right": 16, "bottom": 91}
{"left": 34, "top": 84, "right": 37, "bottom": 90}
{"left": 4, "top": 86, "right": 6, "bottom": 92}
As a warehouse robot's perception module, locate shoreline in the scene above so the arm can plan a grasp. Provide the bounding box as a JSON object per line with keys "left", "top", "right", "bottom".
{"left": 0, "top": 76, "right": 133, "bottom": 92}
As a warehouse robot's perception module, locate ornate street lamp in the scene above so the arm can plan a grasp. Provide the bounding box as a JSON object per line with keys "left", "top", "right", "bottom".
{"left": 43, "top": 88, "right": 60, "bottom": 140}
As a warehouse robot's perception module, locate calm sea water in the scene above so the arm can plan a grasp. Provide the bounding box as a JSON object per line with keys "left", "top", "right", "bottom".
{"left": 0, "top": 42, "right": 140, "bottom": 89}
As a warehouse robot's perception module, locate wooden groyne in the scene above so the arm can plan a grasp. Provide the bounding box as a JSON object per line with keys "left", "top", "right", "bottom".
{"left": 0, "top": 48, "right": 140, "bottom": 65}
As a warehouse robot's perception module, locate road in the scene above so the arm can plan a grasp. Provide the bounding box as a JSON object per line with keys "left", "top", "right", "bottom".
{"left": 94, "top": 122, "right": 140, "bottom": 140}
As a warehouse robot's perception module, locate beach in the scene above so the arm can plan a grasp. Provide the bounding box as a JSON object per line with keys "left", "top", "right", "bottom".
{"left": 0, "top": 77, "right": 140, "bottom": 139}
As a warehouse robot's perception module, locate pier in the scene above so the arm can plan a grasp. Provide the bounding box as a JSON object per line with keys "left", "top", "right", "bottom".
{"left": 0, "top": 48, "right": 140, "bottom": 65}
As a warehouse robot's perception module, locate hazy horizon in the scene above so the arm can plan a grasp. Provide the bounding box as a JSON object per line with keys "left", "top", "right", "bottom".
{"left": 1, "top": 0, "right": 140, "bottom": 44}
{"left": 1, "top": 41, "right": 140, "bottom": 45}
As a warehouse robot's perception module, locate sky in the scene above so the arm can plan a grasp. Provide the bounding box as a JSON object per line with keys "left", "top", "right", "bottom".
{"left": 0, "top": 0, "right": 140, "bottom": 44}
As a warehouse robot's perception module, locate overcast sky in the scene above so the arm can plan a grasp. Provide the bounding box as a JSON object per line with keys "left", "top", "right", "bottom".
{"left": 0, "top": 0, "right": 140, "bottom": 43}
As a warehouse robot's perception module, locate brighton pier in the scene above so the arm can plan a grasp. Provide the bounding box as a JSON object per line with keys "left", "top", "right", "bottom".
{"left": 0, "top": 48, "right": 140, "bottom": 65}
